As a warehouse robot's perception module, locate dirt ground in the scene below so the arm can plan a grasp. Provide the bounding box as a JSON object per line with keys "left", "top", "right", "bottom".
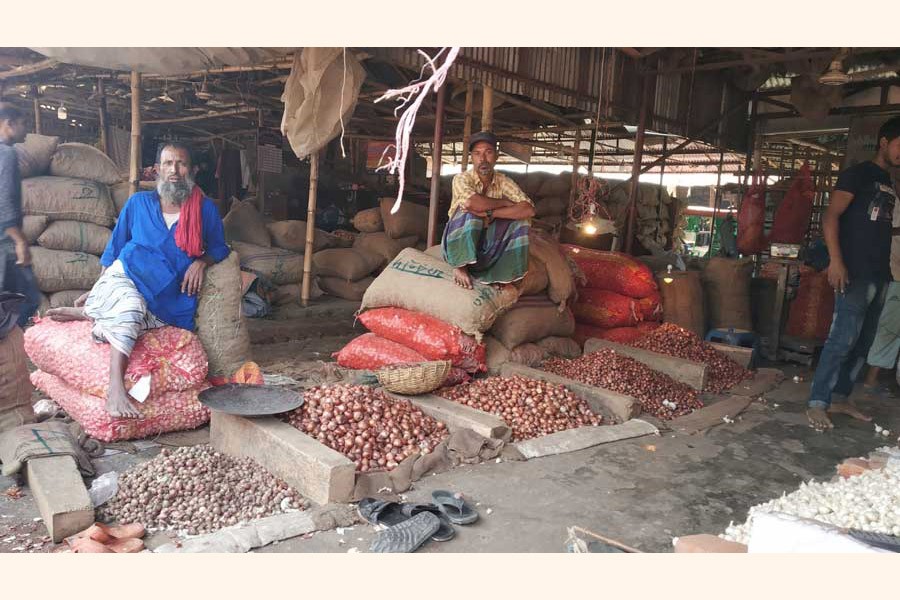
{"left": 3, "top": 299, "right": 899, "bottom": 553}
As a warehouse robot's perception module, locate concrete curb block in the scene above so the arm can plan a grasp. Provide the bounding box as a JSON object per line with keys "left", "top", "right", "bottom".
{"left": 513, "top": 419, "right": 659, "bottom": 459}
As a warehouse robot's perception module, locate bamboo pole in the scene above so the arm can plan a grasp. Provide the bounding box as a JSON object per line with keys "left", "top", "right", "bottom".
{"left": 481, "top": 85, "right": 494, "bottom": 132}
{"left": 461, "top": 81, "right": 474, "bottom": 172}
{"left": 31, "top": 85, "right": 41, "bottom": 134}
{"left": 144, "top": 107, "right": 257, "bottom": 125}
{"left": 129, "top": 71, "right": 141, "bottom": 196}
{"left": 427, "top": 85, "right": 447, "bottom": 248}
{"left": 97, "top": 78, "right": 109, "bottom": 155}
{"left": 257, "top": 109, "right": 266, "bottom": 215}
{"left": 624, "top": 75, "right": 650, "bottom": 255}
{"left": 301, "top": 151, "right": 320, "bottom": 307}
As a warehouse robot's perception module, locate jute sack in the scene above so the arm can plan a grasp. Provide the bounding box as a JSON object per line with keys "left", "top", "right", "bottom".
{"left": 38, "top": 220, "right": 111, "bottom": 256}
{"left": 353, "top": 232, "right": 403, "bottom": 270}
{"left": 536, "top": 336, "right": 582, "bottom": 359}
{"left": 518, "top": 256, "right": 549, "bottom": 296}
{"left": 22, "top": 176, "right": 116, "bottom": 227}
{"left": 270, "top": 281, "right": 324, "bottom": 306}
{"left": 489, "top": 305, "right": 575, "bottom": 349}
{"left": 223, "top": 200, "right": 271, "bottom": 247}
{"left": 196, "top": 251, "right": 251, "bottom": 378}
{"left": 313, "top": 248, "right": 379, "bottom": 282}
{"left": 231, "top": 241, "right": 303, "bottom": 285}
{"left": 660, "top": 269, "right": 706, "bottom": 337}
{"left": 30, "top": 247, "right": 101, "bottom": 293}
{"left": 0, "top": 327, "right": 35, "bottom": 435}
{"left": 424, "top": 244, "right": 444, "bottom": 260}
{"left": 484, "top": 335, "right": 545, "bottom": 373}
{"left": 267, "top": 221, "right": 346, "bottom": 253}
{"left": 49, "top": 143, "right": 122, "bottom": 185}
{"left": 528, "top": 232, "right": 575, "bottom": 306}
{"left": 352, "top": 207, "right": 384, "bottom": 233}
{"left": 361, "top": 248, "right": 520, "bottom": 340}
{"left": 318, "top": 276, "right": 374, "bottom": 301}
{"left": 702, "top": 257, "right": 753, "bottom": 331}
{"left": 49, "top": 290, "right": 90, "bottom": 309}
{"left": 15, "top": 133, "right": 59, "bottom": 179}
{"left": 534, "top": 196, "right": 568, "bottom": 218}
{"left": 110, "top": 181, "right": 131, "bottom": 215}
{"left": 22, "top": 215, "right": 48, "bottom": 244}
{"left": 380, "top": 198, "right": 428, "bottom": 240}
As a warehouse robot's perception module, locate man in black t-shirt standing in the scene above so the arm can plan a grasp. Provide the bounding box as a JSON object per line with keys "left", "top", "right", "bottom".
{"left": 807, "top": 116, "right": 900, "bottom": 431}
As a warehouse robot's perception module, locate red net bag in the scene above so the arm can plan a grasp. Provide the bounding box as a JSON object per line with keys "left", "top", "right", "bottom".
{"left": 24, "top": 319, "right": 208, "bottom": 398}
{"left": 573, "top": 323, "right": 646, "bottom": 346}
{"left": 736, "top": 177, "right": 767, "bottom": 255}
{"left": 561, "top": 245, "right": 657, "bottom": 298}
{"left": 358, "top": 308, "right": 486, "bottom": 372}
{"left": 785, "top": 268, "right": 835, "bottom": 341}
{"left": 769, "top": 163, "right": 815, "bottom": 245}
{"left": 333, "top": 333, "right": 427, "bottom": 370}
{"left": 572, "top": 289, "right": 640, "bottom": 328}
{"left": 31, "top": 370, "right": 210, "bottom": 443}
{"left": 636, "top": 292, "right": 662, "bottom": 321}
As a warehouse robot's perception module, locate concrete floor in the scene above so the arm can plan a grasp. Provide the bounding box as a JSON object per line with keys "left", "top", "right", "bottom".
{"left": 3, "top": 300, "right": 899, "bottom": 553}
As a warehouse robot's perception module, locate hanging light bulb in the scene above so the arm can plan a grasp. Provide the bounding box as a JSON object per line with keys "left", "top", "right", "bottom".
{"left": 662, "top": 264, "right": 674, "bottom": 284}
{"left": 579, "top": 203, "right": 616, "bottom": 236}
{"left": 57, "top": 103, "right": 67, "bottom": 120}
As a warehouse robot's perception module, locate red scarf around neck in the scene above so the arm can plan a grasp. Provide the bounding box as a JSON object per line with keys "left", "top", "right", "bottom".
{"left": 174, "top": 186, "right": 204, "bottom": 258}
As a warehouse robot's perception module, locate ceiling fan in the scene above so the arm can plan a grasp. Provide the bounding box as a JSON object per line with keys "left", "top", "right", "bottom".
{"left": 818, "top": 48, "right": 851, "bottom": 86}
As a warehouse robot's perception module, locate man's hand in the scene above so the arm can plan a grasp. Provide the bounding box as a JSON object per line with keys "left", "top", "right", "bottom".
{"left": 73, "top": 292, "right": 90, "bottom": 307}
{"left": 14, "top": 241, "right": 30, "bottom": 266}
{"left": 181, "top": 260, "right": 208, "bottom": 296}
{"left": 827, "top": 258, "right": 850, "bottom": 294}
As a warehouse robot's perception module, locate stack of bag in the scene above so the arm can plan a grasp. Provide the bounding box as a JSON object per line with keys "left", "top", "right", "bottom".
{"left": 335, "top": 247, "right": 513, "bottom": 385}
{"left": 480, "top": 232, "right": 581, "bottom": 371}
{"left": 25, "top": 319, "right": 211, "bottom": 442}
{"left": 21, "top": 250, "right": 250, "bottom": 442}
{"left": 562, "top": 245, "right": 663, "bottom": 345}
{"left": 15, "top": 136, "right": 127, "bottom": 312}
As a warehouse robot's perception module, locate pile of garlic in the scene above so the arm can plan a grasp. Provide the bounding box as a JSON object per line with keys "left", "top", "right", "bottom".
{"left": 723, "top": 451, "right": 900, "bottom": 545}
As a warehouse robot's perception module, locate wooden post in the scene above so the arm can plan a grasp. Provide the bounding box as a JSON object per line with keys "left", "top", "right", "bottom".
{"left": 31, "top": 85, "right": 41, "bottom": 134}
{"left": 257, "top": 109, "right": 266, "bottom": 215}
{"left": 624, "top": 75, "right": 650, "bottom": 254}
{"left": 427, "top": 84, "right": 447, "bottom": 248}
{"left": 461, "top": 81, "right": 474, "bottom": 172}
{"left": 708, "top": 149, "right": 726, "bottom": 257}
{"left": 481, "top": 85, "right": 494, "bottom": 132}
{"left": 301, "top": 151, "right": 319, "bottom": 307}
{"left": 128, "top": 71, "right": 141, "bottom": 196}
{"left": 97, "top": 78, "right": 109, "bottom": 155}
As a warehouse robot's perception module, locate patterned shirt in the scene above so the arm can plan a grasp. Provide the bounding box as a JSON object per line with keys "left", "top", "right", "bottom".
{"left": 449, "top": 169, "right": 532, "bottom": 217}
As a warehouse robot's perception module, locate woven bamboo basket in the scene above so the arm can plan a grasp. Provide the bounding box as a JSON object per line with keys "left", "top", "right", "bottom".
{"left": 375, "top": 360, "right": 452, "bottom": 395}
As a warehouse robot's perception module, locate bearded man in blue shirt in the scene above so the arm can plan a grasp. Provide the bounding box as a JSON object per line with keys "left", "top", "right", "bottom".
{"left": 47, "top": 143, "right": 230, "bottom": 419}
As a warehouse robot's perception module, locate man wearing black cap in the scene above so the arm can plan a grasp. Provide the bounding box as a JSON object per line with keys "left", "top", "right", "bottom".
{"left": 442, "top": 131, "right": 535, "bottom": 289}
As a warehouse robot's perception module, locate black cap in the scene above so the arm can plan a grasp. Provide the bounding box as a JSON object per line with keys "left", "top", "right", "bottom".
{"left": 468, "top": 130, "right": 497, "bottom": 151}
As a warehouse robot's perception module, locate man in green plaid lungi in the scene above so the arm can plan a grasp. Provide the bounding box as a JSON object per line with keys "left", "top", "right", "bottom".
{"left": 441, "top": 131, "right": 535, "bottom": 289}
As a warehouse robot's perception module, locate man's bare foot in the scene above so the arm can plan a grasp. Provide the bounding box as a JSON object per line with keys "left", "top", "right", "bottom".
{"left": 106, "top": 385, "right": 141, "bottom": 419}
{"left": 453, "top": 267, "right": 473, "bottom": 290}
{"left": 828, "top": 402, "right": 873, "bottom": 422}
{"left": 807, "top": 408, "right": 833, "bottom": 431}
{"left": 46, "top": 307, "right": 88, "bottom": 322}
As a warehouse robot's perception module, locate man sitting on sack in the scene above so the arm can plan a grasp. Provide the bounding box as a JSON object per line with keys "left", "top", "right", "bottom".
{"left": 46, "top": 143, "right": 229, "bottom": 419}
{"left": 442, "top": 131, "right": 535, "bottom": 289}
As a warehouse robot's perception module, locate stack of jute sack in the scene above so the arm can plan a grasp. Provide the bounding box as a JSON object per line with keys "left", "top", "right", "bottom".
{"left": 478, "top": 232, "right": 581, "bottom": 372}
{"left": 15, "top": 135, "right": 128, "bottom": 312}
{"left": 562, "top": 245, "right": 663, "bottom": 346}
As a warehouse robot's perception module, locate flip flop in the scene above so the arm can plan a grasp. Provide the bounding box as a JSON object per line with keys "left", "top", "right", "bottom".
{"left": 431, "top": 490, "right": 479, "bottom": 525}
{"left": 106, "top": 537, "right": 145, "bottom": 553}
{"left": 70, "top": 538, "right": 114, "bottom": 553}
{"left": 357, "top": 498, "right": 408, "bottom": 528}
{"left": 401, "top": 503, "right": 456, "bottom": 542}
{"left": 369, "top": 512, "right": 441, "bottom": 553}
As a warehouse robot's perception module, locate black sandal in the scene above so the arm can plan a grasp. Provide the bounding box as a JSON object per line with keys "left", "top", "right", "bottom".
{"left": 431, "top": 490, "right": 479, "bottom": 525}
